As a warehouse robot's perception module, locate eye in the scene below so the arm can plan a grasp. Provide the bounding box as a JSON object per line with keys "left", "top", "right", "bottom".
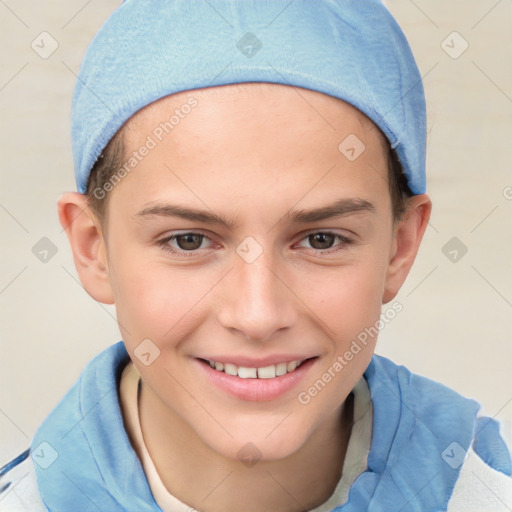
{"left": 296, "top": 231, "right": 353, "bottom": 253}
{"left": 156, "top": 232, "right": 213, "bottom": 256}
{"left": 156, "top": 230, "right": 353, "bottom": 258}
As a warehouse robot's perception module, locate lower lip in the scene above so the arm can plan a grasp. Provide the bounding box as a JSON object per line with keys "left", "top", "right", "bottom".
{"left": 196, "top": 358, "right": 316, "bottom": 401}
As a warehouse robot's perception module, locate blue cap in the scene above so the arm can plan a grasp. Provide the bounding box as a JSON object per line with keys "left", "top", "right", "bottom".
{"left": 71, "top": 0, "right": 426, "bottom": 195}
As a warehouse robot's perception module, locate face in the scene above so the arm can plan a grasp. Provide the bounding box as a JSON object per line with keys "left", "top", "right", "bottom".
{"left": 101, "top": 83, "right": 397, "bottom": 461}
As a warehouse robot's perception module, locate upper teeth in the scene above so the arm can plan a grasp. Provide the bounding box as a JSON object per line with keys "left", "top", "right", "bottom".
{"left": 207, "top": 359, "right": 305, "bottom": 379}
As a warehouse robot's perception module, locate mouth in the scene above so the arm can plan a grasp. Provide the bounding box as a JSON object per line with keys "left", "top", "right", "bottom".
{"left": 196, "top": 356, "right": 318, "bottom": 401}
{"left": 201, "top": 358, "right": 309, "bottom": 379}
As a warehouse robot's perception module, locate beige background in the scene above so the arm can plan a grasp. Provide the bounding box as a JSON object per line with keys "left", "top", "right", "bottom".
{"left": 1, "top": 0, "right": 511, "bottom": 465}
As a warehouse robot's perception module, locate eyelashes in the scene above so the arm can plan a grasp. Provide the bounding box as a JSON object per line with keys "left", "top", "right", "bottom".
{"left": 156, "top": 230, "right": 354, "bottom": 258}
{"left": 295, "top": 232, "right": 353, "bottom": 253}
{"left": 157, "top": 232, "right": 209, "bottom": 255}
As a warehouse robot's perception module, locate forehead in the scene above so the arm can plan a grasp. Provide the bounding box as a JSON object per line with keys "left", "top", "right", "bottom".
{"left": 124, "top": 82, "right": 389, "bottom": 151}
{"left": 112, "top": 83, "right": 391, "bottom": 222}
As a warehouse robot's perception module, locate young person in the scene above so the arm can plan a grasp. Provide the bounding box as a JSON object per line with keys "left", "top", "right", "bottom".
{"left": 1, "top": 1, "right": 511, "bottom": 510}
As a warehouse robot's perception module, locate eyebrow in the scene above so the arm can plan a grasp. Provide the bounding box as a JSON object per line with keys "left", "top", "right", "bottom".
{"left": 286, "top": 198, "right": 375, "bottom": 223}
{"left": 134, "top": 198, "right": 375, "bottom": 229}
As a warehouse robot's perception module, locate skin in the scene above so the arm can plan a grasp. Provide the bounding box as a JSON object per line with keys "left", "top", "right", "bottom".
{"left": 58, "top": 83, "right": 431, "bottom": 512}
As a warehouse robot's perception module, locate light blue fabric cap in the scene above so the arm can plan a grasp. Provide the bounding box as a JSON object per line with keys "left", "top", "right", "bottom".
{"left": 71, "top": 0, "right": 427, "bottom": 195}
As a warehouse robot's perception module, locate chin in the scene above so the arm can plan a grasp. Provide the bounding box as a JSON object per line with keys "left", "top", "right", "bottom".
{"left": 194, "top": 414, "right": 314, "bottom": 464}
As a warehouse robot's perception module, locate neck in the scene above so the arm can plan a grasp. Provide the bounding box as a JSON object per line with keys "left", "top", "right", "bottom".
{"left": 137, "top": 381, "right": 354, "bottom": 512}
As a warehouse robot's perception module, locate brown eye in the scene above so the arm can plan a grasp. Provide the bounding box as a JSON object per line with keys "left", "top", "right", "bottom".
{"left": 308, "top": 233, "right": 336, "bottom": 250}
{"left": 174, "top": 233, "right": 204, "bottom": 251}
{"left": 156, "top": 232, "right": 212, "bottom": 256}
{"left": 296, "top": 231, "right": 353, "bottom": 254}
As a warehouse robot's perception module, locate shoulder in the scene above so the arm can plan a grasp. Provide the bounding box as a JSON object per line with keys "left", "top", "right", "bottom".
{"left": 365, "top": 354, "right": 512, "bottom": 505}
{"left": 366, "top": 353, "right": 485, "bottom": 442}
{"left": 371, "top": 355, "right": 511, "bottom": 463}
{"left": 369, "top": 354, "right": 512, "bottom": 463}
{"left": 0, "top": 449, "right": 47, "bottom": 511}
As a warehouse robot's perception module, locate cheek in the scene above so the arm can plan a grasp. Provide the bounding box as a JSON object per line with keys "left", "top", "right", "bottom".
{"left": 306, "top": 258, "right": 387, "bottom": 338}
{"left": 109, "top": 252, "right": 219, "bottom": 347}
{"left": 294, "top": 262, "right": 386, "bottom": 421}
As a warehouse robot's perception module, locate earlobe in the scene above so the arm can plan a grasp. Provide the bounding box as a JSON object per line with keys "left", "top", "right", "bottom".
{"left": 57, "top": 192, "right": 115, "bottom": 305}
{"left": 382, "top": 194, "right": 432, "bottom": 304}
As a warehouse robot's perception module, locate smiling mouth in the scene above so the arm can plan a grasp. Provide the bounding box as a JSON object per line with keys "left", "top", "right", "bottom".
{"left": 199, "top": 358, "right": 314, "bottom": 379}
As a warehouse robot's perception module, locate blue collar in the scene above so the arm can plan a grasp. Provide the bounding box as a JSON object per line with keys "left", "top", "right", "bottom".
{"left": 342, "top": 357, "right": 479, "bottom": 511}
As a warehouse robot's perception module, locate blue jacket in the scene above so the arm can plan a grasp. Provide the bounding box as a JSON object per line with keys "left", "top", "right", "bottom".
{"left": 1, "top": 341, "right": 511, "bottom": 511}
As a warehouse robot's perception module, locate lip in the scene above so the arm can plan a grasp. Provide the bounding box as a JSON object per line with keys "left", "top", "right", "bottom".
{"left": 195, "top": 356, "right": 317, "bottom": 401}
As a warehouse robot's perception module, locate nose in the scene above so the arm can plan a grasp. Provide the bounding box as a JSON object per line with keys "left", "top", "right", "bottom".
{"left": 217, "top": 249, "right": 298, "bottom": 342}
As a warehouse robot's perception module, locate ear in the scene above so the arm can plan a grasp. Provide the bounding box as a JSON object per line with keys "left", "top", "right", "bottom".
{"left": 57, "top": 192, "right": 114, "bottom": 304}
{"left": 382, "top": 194, "right": 432, "bottom": 304}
